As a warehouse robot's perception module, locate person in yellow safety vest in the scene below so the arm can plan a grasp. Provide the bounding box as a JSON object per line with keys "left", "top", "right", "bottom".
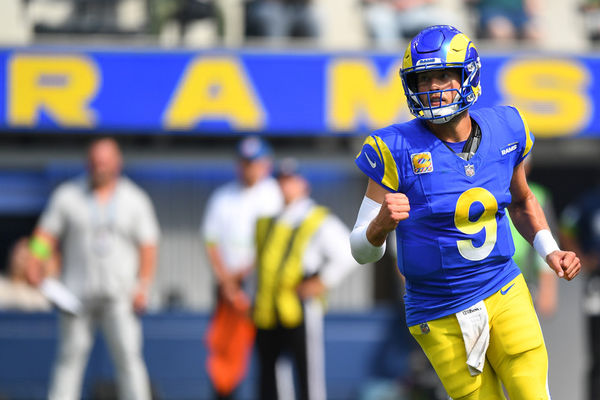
{"left": 253, "top": 158, "right": 359, "bottom": 400}
{"left": 202, "top": 136, "right": 283, "bottom": 400}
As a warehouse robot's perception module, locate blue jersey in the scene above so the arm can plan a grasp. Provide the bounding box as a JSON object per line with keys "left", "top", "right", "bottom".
{"left": 355, "top": 106, "right": 534, "bottom": 325}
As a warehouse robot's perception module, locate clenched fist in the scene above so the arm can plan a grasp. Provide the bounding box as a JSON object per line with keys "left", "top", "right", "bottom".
{"left": 546, "top": 250, "right": 581, "bottom": 281}
{"left": 367, "top": 192, "right": 410, "bottom": 246}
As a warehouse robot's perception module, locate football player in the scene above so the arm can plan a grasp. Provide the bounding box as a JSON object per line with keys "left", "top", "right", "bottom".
{"left": 349, "top": 25, "right": 580, "bottom": 399}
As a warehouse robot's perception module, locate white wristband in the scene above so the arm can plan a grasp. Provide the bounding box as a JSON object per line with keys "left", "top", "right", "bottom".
{"left": 533, "top": 229, "right": 559, "bottom": 260}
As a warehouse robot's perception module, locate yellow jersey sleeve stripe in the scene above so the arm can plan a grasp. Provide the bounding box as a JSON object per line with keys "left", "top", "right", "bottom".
{"left": 514, "top": 107, "right": 533, "bottom": 158}
{"left": 360, "top": 135, "right": 400, "bottom": 191}
{"left": 356, "top": 136, "right": 383, "bottom": 159}
{"left": 373, "top": 136, "right": 400, "bottom": 191}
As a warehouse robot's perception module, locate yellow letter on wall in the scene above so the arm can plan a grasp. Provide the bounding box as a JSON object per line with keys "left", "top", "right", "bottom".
{"left": 328, "top": 59, "right": 409, "bottom": 131}
{"left": 164, "top": 57, "right": 264, "bottom": 130}
{"left": 500, "top": 59, "right": 591, "bottom": 137}
{"left": 9, "top": 54, "right": 99, "bottom": 128}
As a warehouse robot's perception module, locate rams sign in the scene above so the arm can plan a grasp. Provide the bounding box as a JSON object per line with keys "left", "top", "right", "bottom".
{"left": 0, "top": 49, "right": 595, "bottom": 137}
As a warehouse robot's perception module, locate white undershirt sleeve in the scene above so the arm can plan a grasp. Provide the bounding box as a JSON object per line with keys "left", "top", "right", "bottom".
{"left": 349, "top": 196, "right": 386, "bottom": 264}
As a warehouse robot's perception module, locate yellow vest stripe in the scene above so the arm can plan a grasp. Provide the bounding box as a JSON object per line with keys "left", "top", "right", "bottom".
{"left": 253, "top": 206, "right": 329, "bottom": 329}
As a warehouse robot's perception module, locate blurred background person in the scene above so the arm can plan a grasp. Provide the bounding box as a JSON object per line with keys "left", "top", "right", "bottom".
{"left": 0, "top": 237, "right": 51, "bottom": 312}
{"left": 508, "top": 157, "right": 559, "bottom": 318}
{"left": 244, "top": 0, "right": 320, "bottom": 42}
{"left": 362, "top": 0, "right": 460, "bottom": 49}
{"left": 253, "top": 158, "right": 359, "bottom": 400}
{"left": 560, "top": 183, "right": 600, "bottom": 400}
{"left": 153, "top": 0, "right": 220, "bottom": 47}
{"left": 580, "top": 0, "right": 600, "bottom": 43}
{"left": 201, "top": 135, "right": 283, "bottom": 400}
{"left": 26, "top": 137, "right": 160, "bottom": 400}
{"left": 467, "top": 0, "right": 542, "bottom": 42}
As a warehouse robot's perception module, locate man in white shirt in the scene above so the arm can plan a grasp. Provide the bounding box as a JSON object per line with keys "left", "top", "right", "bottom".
{"left": 27, "top": 137, "right": 160, "bottom": 400}
{"left": 201, "top": 136, "right": 283, "bottom": 399}
{"left": 253, "top": 158, "right": 359, "bottom": 400}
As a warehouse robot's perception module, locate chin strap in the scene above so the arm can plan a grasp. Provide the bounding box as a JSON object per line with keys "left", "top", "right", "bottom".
{"left": 439, "top": 117, "right": 481, "bottom": 161}
{"left": 458, "top": 119, "right": 481, "bottom": 161}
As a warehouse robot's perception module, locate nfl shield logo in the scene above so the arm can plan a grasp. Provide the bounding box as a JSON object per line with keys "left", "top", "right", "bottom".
{"left": 420, "top": 322, "right": 430, "bottom": 334}
{"left": 464, "top": 164, "right": 475, "bottom": 177}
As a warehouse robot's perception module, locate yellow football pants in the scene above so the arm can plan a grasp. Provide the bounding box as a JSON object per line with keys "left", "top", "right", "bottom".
{"left": 409, "top": 274, "right": 549, "bottom": 400}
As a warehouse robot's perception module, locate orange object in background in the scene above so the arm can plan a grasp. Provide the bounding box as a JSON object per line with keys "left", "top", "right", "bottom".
{"left": 205, "top": 293, "right": 256, "bottom": 396}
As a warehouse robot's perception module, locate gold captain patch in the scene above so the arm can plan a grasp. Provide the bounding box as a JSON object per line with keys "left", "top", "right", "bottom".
{"left": 411, "top": 152, "right": 433, "bottom": 174}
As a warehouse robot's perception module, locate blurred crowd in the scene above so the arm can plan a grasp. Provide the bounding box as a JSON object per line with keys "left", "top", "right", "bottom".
{"left": 0, "top": 0, "right": 597, "bottom": 50}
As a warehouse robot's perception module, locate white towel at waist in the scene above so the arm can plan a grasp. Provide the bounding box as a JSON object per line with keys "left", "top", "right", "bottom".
{"left": 455, "top": 300, "right": 490, "bottom": 376}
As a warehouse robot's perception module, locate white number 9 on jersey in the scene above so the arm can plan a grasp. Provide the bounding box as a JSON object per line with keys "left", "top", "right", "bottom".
{"left": 454, "top": 187, "right": 498, "bottom": 261}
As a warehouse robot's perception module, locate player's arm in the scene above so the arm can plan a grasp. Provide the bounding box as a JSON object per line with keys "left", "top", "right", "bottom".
{"left": 535, "top": 193, "right": 560, "bottom": 316}
{"left": 507, "top": 162, "right": 548, "bottom": 241}
{"left": 350, "top": 178, "right": 410, "bottom": 264}
{"left": 508, "top": 162, "right": 580, "bottom": 280}
{"left": 366, "top": 179, "right": 410, "bottom": 246}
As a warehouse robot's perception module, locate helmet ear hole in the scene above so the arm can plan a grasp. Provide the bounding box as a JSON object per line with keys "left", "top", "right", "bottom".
{"left": 405, "top": 72, "right": 418, "bottom": 93}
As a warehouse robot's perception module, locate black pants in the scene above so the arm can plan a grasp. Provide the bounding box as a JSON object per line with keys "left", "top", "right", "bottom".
{"left": 215, "top": 391, "right": 235, "bottom": 400}
{"left": 256, "top": 324, "right": 309, "bottom": 400}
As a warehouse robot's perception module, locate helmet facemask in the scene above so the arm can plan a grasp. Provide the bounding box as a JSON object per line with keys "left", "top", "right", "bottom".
{"left": 401, "top": 59, "right": 481, "bottom": 124}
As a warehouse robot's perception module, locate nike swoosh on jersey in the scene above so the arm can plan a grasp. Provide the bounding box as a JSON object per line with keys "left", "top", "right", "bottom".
{"left": 500, "top": 283, "right": 515, "bottom": 295}
{"left": 365, "top": 153, "right": 377, "bottom": 168}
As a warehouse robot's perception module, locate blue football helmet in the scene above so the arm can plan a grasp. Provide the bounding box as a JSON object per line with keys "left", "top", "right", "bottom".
{"left": 400, "top": 25, "right": 481, "bottom": 124}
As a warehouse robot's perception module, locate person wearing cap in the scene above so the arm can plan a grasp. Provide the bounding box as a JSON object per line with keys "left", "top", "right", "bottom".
{"left": 201, "top": 135, "right": 283, "bottom": 400}
{"left": 252, "top": 158, "right": 359, "bottom": 400}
